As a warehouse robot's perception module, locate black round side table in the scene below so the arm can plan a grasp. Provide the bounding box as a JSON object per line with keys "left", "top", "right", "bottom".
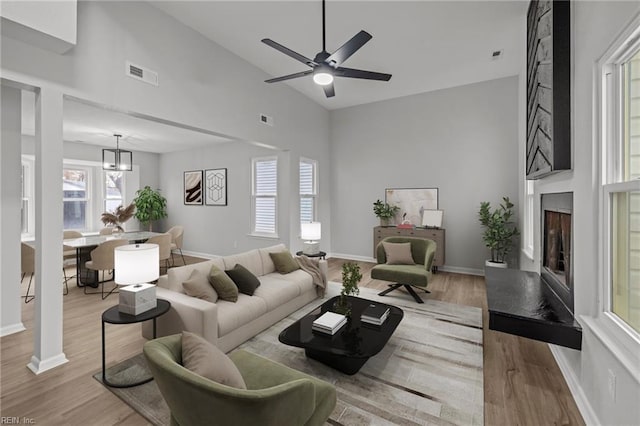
{"left": 101, "top": 298, "right": 171, "bottom": 388}
{"left": 296, "top": 251, "right": 327, "bottom": 260}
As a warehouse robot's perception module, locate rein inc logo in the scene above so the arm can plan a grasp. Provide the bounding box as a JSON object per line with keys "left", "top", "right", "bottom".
{"left": 1, "top": 418, "right": 35, "bottom": 424}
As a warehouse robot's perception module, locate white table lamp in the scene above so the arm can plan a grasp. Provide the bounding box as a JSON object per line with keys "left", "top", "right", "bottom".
{"left": 115, "top": 243, "right": 159, "bottom": 315}
{"left": 301, "top": 222, "right": 321, "bottom": 255}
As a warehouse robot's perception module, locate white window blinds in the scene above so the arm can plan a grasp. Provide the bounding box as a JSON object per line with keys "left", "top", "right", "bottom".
{"left": 300, "top": 159, "right": 317, "bottom": 226}
{"left": 253, "top": 157, "right": 277, "bottom": 235}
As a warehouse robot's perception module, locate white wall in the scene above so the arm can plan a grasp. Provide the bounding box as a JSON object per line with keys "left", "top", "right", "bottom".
{"left": 519, "top": 2, "right": 640, "bottom": 424}
{"left": 330, "top": 76, "right": 519, "bottom": 272}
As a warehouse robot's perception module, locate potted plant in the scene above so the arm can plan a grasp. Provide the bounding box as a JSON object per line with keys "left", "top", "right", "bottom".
{"left": 334, "top": 262, "right": 362, "bottom": 316}
{"left": 100, "top": 203, "right": 135, "bottom": 233}
{"left": 373, "top": 199, "right": 400, "bottom": 226}
{"left": 132, "top": 186, "right": 168, "bottom": 231}
{"left": 478, "top": 196, "right": 519, "bottom": 268}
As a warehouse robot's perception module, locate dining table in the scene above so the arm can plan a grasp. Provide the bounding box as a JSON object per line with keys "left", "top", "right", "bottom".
{"left": 60, "top": 231, "right": 164, "bottom": 287}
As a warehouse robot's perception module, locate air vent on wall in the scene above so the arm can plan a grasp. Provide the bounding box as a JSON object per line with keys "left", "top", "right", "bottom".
{"left": 259, "top": 114, "right": 274, "bottom": 126}
{"left": 125, "top": 61, "right": 159, "bottom": 86}
{"left": 491, "top": 50, "right": 503, "bottom": 61}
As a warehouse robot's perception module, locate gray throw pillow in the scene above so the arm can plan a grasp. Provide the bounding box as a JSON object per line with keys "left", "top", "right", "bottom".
{"left": 181, "top": 331, "right": 246, "bottom": 389}
{"left": 269, "top": 251, "right": 301, "bottom": 274}
{"left": 182, "top": 269, "right": 219, "bottom": 303}
{"left": 383, "top": 242, "right": 415, "bottom": 265}
{"left": 225, "top": 264, "right": 261, "bottom": 295}
{"left": 208, "top": 265, "right": 239, "bottom": 302}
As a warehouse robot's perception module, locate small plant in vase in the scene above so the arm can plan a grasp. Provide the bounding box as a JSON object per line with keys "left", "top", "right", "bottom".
{"left": 334, "top": 262, "right": 362, "bottom": 316}
{"left": 373, "top": 199, "right": 400, "bottom": 226}
{"left": 100, "top": 203, "right": 135, "bottom": 234}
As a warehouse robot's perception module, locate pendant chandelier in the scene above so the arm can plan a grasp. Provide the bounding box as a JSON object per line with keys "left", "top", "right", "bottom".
{"left": 102, "top": 133, "right": 132, "bottom": 171}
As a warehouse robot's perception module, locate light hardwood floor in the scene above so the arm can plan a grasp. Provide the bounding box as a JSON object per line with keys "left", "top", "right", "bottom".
{"left": 1, "top": 256, "right": 584, "bottom": 425}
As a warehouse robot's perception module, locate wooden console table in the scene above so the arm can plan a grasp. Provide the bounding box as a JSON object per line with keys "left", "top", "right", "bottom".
{"left": 373, "top": 226, "right": 445, "bottom": 270}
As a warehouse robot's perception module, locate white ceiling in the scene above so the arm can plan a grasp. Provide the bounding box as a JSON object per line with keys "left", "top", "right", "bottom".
{"left": 152, "top": 0, "right": 527, "bottom": 110}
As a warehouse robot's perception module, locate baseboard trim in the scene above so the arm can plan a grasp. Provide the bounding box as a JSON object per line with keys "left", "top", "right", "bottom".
{"left": 439, "top": 265, "right": 484, "bottom": 276}
{"left": 180, "top": 250, "right": 219, "bottom": 260}
{"left": 549, "top": 345, "right": 599, "bottom": 426}
{"left": 327, "top": 253, "right": 376, "bottom": 263}
{"left": 27, "top": 353, "right": 68, "bottom": 375}
{"left": 1, "top": 322, "right": 26, "bottom": 337}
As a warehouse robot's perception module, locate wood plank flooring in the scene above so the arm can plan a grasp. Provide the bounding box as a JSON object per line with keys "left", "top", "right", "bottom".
{"left": 1, "top": 256, "right": 584, "bottom": 425}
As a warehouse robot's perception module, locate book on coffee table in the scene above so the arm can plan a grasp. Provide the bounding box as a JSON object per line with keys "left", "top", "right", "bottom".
{"left": 312, "top": 311, "right": 347, "bottom": 335}
{"left": 361, "top": 303, "right": 390, "bottom": 326}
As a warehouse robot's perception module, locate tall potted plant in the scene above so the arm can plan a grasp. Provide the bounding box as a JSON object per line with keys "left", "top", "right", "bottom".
{"left": 373, "top": 199, "right": 400, "bottom": 226}
{"left": 478, "top": 196, "right": 519, "bottom": 268}
{"left": 334, "top": 262, "right": 362, "bottom": 316}
{"left": 132, "top": 186, "right": 168, "bottom": 231}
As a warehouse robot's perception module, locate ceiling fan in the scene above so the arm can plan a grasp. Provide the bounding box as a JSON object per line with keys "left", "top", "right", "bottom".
{"left": 261, "top": 0, "right": 392, "bottom": 98}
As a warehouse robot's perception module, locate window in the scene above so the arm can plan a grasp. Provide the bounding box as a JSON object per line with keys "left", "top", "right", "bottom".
{"left": 523, "top": 180, "right": 535, "bottom": 259}
{"left": 300, "top": 158, "right": 318, "bottom": 228}
{"left": 21, "top": 161, "right": 31, "bottom": 235}
{"left": 252, "top": 157, "right": 277, "bottom": 236}
{"left": 601, "top": 26, "right": 640, "bottom": 335}
{"left": 63, "top": 167, "right": 90, "bottom": 230}
{"left": 104, "top": 171, "right": 125, "bottom": 213}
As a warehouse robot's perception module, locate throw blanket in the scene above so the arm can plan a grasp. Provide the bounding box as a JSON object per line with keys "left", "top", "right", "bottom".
{"left": 296, "top": 255, "right": 327, "bottom": 297}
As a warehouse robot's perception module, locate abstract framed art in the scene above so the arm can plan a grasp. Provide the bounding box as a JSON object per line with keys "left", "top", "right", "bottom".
{"left": 184, "top": 170, "right": 203, "bottom": 205}
{"left": 205, "top": 168, "right": 227, "bottom": 206}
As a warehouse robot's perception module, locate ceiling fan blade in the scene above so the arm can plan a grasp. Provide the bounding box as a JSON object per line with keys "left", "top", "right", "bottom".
{"left": 261, "top": 39, "right": 317, "bottom": 67}
{"left": 335, "top": 66, "right": 392, "bottom": 81}
{"left": 265, "top": 70, "right": 313, "bottom": 83}
{"left": 325, "top": 30, "right": 372, "bottom": 67}
{"left": 323, "top": 83, "right": 335, "bottom": 98}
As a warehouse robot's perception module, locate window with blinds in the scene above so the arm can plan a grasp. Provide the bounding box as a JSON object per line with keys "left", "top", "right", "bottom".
{"left": 300, "top": 158, "right": 317, "bottom": 229}
{"left": 252, "top": 157, "right": 278, "bottom": 236}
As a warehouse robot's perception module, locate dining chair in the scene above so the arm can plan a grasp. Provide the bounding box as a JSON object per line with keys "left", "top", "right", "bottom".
{"left": 63, "top": 230, "right": 83, "bottom": 291}
{"left": 167, "top": 226, "right": 185, "bottom": 266}
{"left": 146, "top": 233, "right": 172, "bottom": 275}
{"left": 99, "top": 227, "right": 114, "bottom": 235}
{"left": 84, "top": 239, "right": 128, "bottom": 299}
{"left": 21, "top": 243, "right": 35, "bottom": 303}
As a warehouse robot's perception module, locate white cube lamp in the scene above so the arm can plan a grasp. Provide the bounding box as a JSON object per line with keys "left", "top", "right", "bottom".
{"left": 115, "top": 243, "right": 159, "bottom": 315}
{"left": 301, "top": 222, "right": 321, "bottom": 255}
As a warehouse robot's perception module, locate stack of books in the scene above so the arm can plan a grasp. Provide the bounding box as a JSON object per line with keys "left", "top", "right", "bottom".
{"left": 312, "top": 311, "right": 347, "bottom": 335}
{"left": 361, "top": 303, "right": 390, "bottom": 326}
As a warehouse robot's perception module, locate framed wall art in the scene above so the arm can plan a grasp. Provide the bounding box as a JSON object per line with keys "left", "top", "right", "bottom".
{"left": 184, "top": 170, "right": 203, "bottom": 205}
{"left": 205, "top": 168, "right": 227, "bottom": 206}
{"left": 385, "top": 187, "right": 439, "bottom": 226}
{"left": 526, "top": 0, "right": 571, "bottom": 179}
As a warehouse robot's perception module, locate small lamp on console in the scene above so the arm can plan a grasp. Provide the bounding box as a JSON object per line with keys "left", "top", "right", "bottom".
{"left": 115, "top": 243, "right": 159, "bottom": 315}
{"left": 301, "top": 222, "right": 321, "bottom": 255}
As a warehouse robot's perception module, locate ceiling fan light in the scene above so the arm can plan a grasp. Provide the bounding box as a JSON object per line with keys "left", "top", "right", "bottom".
{"left": 313, "top": 71, "right": 334, "bottom": 86}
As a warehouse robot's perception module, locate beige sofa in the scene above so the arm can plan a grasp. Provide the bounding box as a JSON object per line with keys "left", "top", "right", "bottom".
{"left": 142, "top": 244, "right": 327, "bottom": 353}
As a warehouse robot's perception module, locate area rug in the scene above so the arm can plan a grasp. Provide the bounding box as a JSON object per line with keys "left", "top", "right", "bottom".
{"left": 96, "top": 282, "right": 484, "bottom": 425}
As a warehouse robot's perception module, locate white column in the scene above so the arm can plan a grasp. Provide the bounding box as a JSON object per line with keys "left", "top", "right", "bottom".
{"left": 28, "top": 86, "right": 68, "bottom": 374}
{"left": 0, "top": 86, "right": 26, "bottom": 336}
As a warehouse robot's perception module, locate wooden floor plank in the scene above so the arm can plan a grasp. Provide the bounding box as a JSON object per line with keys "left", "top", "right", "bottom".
{"left": 1, "top": 255, "right": 584, "bottom": 425}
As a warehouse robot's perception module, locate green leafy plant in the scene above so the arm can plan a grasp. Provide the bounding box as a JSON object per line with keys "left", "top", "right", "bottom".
{"left": 334, "top": 262, "right": 362, "bottom": 316}
{"left": 373, "top": 199, "right": 400, "bottom": 219}
{"left": 132, "top": 186, "right": 168, "bottom": 231}
{"left": 478, "top": 196, "right": 519, "bottom": 264}
{"left": 100, "top": 203, "right": 135, "bottom": 233}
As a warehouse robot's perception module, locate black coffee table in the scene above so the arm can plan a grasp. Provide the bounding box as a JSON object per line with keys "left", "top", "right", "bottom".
{"left": 278, "top": 296, "right": 403, "bottom": 375}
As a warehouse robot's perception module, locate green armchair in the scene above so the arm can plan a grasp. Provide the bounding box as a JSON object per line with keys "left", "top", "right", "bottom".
{"left": 370, "top": 236, "right": 437, "bottom": 303}
{"left": 143, "top": 334, "right": 336, "bottom": 426}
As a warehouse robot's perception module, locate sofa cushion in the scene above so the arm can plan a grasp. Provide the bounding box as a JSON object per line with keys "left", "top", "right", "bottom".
{"left": 252, "top": 275, "right": 301, "bottom": 310}
{"left": 181, "top": 331, "right": 246, "bottom": 389}
{"left": 167, "top": 258, "right": 225, "bottom": 293}
{"left": 216, "top": 294, "right": 268, "bottom": 337}
{"left": 269, "top": 251, "right": 300, "bottom": 274}
{"left": 258, "top": 244, "right": 288, "bottom": 275}
{"left": 383, "top": 242, "right": 415, "bottom": 265}
{"left": 222, "top": 249, "right": 263, "bottom": 277}
{"left": 225, "top": 264, "right": 261, "bottom": 296}
{"left": 182, "top": 269, "right": 218, "bottom": 303}
{"left": 268, "top": 269, "right": 314, "bottom": 295}
{"left": 209, "top": 265, "right": 239, "bottom": 302}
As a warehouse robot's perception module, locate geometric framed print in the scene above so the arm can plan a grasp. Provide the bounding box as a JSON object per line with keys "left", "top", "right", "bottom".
{"left": 205, "top": 168, "right": 227, "bottom": 206}
{"left": 184, "top": 170, "right": 203, "bottom": 205}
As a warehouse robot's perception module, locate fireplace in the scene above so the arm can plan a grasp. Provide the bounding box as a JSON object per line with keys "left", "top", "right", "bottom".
{"left": 541, "top": 192, "right": 574, "bottom": 312}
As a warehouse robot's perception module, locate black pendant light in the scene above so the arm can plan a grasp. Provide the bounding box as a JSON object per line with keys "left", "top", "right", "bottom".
{"left": 102, "top": 134, "right": 132, "bottom": 171}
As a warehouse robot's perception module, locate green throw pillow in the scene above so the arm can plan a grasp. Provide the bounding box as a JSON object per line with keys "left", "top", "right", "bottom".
{"left": 269, "top": 251, "right": 300, "bottom": 274}
{"left": 225, "top": 264, "right": 261, "bottom": 296}
{"left": 208, "top": 265, "right": 238, "bottom": 302}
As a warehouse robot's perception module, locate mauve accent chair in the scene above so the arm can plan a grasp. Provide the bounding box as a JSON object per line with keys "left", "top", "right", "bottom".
{"left": 143, "top": 334, "right": 336, "bottom": 426}
{"left": 371, "top": 236, "right": 437, "bottom": 304}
